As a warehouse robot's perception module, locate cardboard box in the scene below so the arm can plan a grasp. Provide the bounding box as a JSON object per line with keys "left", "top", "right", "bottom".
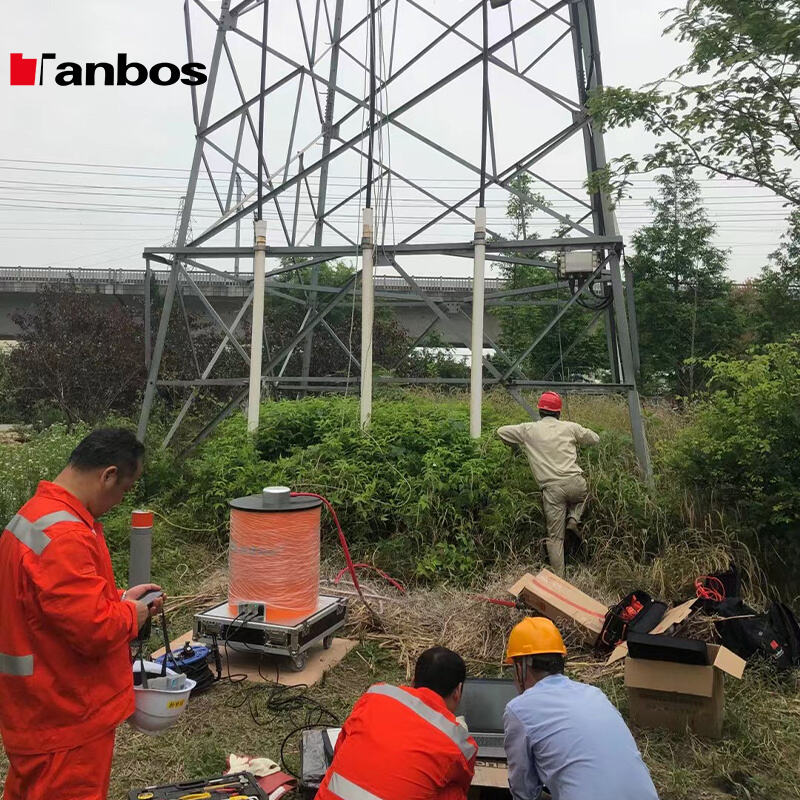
{"left": 607, "top": 597, "right": 698, "bottom": 664}
{"left": 625, "top": 644, "right": 745, "bottom": 738}
{"left": 509, "top": 570, "right": 608, "bottom": 644}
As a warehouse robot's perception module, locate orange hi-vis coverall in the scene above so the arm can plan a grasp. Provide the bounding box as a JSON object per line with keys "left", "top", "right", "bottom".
{"left": 317, "top": 683, "right": 478, "bottom": 800}
{"left": 0, "top": 481, "right": 140, "bottom": 800}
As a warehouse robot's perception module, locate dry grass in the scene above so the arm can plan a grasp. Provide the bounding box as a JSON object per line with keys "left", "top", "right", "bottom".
{"left": 2, "top": 564, "right": 798, "bottom": 800}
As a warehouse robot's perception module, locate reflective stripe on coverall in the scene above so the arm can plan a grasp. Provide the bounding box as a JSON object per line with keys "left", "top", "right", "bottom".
{"left": 317, "top": 683, "right": 477, "bottom": 800}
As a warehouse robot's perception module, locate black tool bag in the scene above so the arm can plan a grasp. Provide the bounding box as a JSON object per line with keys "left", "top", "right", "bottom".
{"left": 595, "top": 590, "right": 668, "bottom": 653}
{"left": 768, "top": 602, "right": 800, "bottom": 667}
{"left": 715, "top": 598, "right": 800, "bottom": 671}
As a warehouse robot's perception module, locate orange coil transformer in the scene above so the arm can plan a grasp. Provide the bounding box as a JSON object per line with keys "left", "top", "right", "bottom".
{"left": 228, "top": 486, "right": 322, "bottom": 622}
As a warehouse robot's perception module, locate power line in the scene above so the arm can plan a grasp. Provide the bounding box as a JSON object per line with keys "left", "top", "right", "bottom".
{"left": 0, "top": 158, "right": 792, "bottom": 190}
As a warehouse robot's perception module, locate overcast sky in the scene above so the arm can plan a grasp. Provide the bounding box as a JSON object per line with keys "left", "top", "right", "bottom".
{"left": 0, "top": 0, "right": 793, "bottom": 281}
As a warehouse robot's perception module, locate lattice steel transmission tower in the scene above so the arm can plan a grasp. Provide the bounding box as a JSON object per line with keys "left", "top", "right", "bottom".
{"left": 138, "top": 0, "right": 651, "bottom": 480}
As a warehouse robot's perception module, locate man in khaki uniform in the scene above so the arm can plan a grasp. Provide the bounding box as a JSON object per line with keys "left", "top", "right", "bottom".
{"left": 497, "top": 391, "right": 599, "bottom": 576}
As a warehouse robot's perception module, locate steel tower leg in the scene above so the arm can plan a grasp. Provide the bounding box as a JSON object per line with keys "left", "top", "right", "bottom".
{"left": 605, "top": 301, "right": 621, "bottom": 384}
{"left": 570, "top": 0, "right": 651, "bottom": 481}
{"left": 137, "top": 0, "right": 233, "bottom": 442}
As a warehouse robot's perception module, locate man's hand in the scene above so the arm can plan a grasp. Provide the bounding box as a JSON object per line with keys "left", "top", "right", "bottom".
{"left": 124, "top": 583, "right": 165, "bottom": 628}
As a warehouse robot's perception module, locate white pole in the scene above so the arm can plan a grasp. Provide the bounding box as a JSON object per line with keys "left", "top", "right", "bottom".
{"left": 247, "top": 219, "right": 267, "bottom": 432}
{"left": 360, "top": 207, "right": 375, "bottom": 428}
{"left": 470, "top": 206, "right": 487, "bottom": 438}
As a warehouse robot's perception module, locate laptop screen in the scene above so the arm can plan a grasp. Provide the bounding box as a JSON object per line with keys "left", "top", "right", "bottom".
{"left": 457, "top": 678, "right": 518, "bottom": 734}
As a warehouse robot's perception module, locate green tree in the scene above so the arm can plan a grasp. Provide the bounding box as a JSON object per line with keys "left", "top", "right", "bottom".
{"left": 269, "top": 260, "right": 413, "bottom": 379}
{"left": 630, "top": 166, "right": 736, "bottom": 394}
{"left": 269, "top": 260, "right": 468, "bottom": 381}
{"left": 9, "top": 288, "right": 146, "bottom": 425}
{"left": 589, "top": 1, "right": 800, "bottom": 207}
{"left": 733, "top": 211, "right": 800, "bottom": 346}
{"left": 492, "top": 177, "right": 611, "bottom": 380}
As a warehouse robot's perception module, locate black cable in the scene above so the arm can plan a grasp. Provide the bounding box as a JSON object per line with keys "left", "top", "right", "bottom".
{"left": 221, "top": 611, "right": 257, "bottom": 684}
{"left": 215, "top": 617, "right": 341, "bottom": 778}
{"left": 573, "top": 275, "right": 613, "bottom": 311}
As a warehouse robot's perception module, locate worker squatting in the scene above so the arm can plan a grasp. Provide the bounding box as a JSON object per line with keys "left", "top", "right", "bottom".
{"left": 0, "top": 404, "right": 650, "bottom": 800}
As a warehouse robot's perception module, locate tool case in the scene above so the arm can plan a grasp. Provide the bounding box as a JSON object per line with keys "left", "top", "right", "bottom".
{"left": 627, "top": 631, "right": 709, "bottom": 665}
{"left": 194, "top": 595, "right": 347, "bottom": 671}
{"left": 128, "top": 770, "right": 268, "bottom": 800}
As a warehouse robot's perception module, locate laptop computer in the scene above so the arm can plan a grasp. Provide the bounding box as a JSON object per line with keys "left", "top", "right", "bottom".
{"left": 456, "top": 678, "right": 518, "bottom": 760}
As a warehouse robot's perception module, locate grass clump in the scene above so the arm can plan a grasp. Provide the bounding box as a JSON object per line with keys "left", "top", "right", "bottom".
{"left": 0, "top": 423, "right": 86, "bottom": 522}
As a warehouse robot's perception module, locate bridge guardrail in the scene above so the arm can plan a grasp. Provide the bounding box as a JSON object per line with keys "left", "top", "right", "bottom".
{"left": 0, "top": 267, "right": 505, "bottom": 293}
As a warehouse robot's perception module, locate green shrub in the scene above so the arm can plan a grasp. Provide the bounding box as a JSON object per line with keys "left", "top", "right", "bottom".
{"left": 669, "top": 339, "right": 800, "bottom": 535}
{"left": 180, "top": 396, "right": 542, "bottom": 580}
{"left": 0, "top": 395, "right": 757, "bottom": 593}
{"left": 177, "top": 394, "right": 747, "bottom": 588}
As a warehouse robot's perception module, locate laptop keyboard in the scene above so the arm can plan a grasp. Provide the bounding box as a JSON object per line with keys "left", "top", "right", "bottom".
{"left": 474, "top": 734, "right": 503, "bottom": 747}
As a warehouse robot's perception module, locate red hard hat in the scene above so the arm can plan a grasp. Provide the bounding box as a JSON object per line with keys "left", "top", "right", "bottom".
{"left": 538, "top": 391, "right": 562, "bottom": 412}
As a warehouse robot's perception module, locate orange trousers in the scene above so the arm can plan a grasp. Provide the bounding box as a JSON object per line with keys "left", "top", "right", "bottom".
{"left": 3, "top": 729, "right": 115, "bottom": 800}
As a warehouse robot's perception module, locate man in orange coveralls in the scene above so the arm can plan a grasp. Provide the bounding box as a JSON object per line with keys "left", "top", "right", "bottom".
{"left": 0, "top": 428, "right": 163, "bottom": 800}
{"left": 317, "top": 646, "right": 477, "bottom": 800}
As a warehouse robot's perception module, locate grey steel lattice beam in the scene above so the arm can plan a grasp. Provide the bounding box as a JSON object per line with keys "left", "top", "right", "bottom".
{"left": 201, "top": 68, "right": 303, "bottom": 137}
{"left": 192, "top": 0, "right": 219, "bottom": 26}
{"left": 624, "top": 260, "right": 641, "bottom": 378}
{"left": 192, "top": 0, "right": 572, "bottom": 246}
{"left": 161, "top": 289, "right": 256, "bottom": 448}
{"left": 178, "top": 264, "right": 251, "bottom": 364}
{"left": 569, "top": 0, "right": 651, "bottom": 481}
{"left": 160, "top": 376, "right": 633, "bottom": 390}
{"left": 144, "top": 259, "right": 152, "bottom": 370}
{"left": 386, "top": 255, "right": 536, "bottom": 416}
{"left": 295, "top": 0, "right": 325, "bottom": 124}
{"left": 400, "top": 117, "right": 589, "bottom": 243}
{"left": 500, "top": 261, "right": 606, "bottom": 381}
{"left": 144, "top": 235, "right": 622, "bottom": 260}
{"left": 141, "top": 0, "right": 649, "bottom": 453}
{"left": 184, "top": 1, "right": 200, "bottom": 128}
{"left": 405, "top": 0, "right": 580, "bottom": 113}
{"left": 220, "top": 44, "right": 292, "bottom": 242}
{"left": 543, "top": 308, "right": 604, "bottom": 380}
{"left": 205, "top": 3, "right": 579, "bottom": 246}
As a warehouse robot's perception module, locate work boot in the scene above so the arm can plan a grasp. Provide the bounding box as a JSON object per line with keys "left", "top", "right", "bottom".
{"left": 564, "top": 519, "right": 584, "bottom": 563}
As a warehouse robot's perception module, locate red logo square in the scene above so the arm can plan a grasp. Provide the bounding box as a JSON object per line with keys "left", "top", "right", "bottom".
{"left": 10, "top": 53, "right": 37, "bottom": 85}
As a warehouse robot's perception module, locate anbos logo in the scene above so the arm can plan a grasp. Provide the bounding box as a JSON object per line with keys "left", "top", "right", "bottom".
{"left": 9, "top": 53, "right": 207, "bottom": 87}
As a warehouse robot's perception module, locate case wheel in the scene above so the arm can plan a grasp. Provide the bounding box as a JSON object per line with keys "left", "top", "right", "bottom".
{"left": 289, "top": 652, "right": 307, "bottom": 672}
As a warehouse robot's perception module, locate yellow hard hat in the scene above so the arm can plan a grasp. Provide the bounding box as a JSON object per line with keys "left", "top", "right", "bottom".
{"left": 504, "top": 617, "right": 567, "bottom": 664}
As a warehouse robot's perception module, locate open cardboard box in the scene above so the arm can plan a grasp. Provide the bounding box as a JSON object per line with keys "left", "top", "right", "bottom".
{"left": 607, "top": 598, "right": 699, "bottom": 664}
{"left": 509, "top": 569, "right": 608, "bottom": 644}
{"left": 625, "top": 643, "right": 745, "bottom": 738}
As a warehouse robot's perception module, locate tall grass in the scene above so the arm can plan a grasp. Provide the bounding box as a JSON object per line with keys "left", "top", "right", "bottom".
{"left": 162, "top": 391, "right": 760, "bottom": 603}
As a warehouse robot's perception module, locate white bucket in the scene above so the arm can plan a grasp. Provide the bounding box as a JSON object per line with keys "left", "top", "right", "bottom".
{"left": 129, "top": 660, "right": 196, "bottom": 736}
